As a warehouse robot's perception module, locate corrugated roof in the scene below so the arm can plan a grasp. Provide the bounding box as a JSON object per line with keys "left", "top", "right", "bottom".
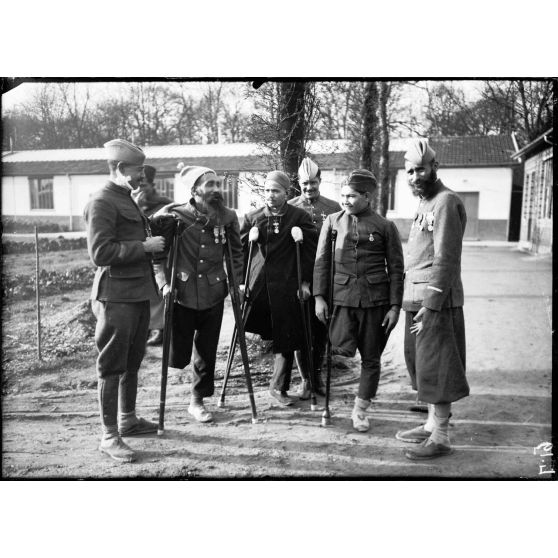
{"left": 2, "top": 136, "right": 517, "bottom": 176}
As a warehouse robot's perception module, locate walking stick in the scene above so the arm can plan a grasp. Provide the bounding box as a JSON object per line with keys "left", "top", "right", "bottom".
{"left": 157, "top": 219, "right": 181, "bottom": 436}
{"left": 322, "top": 228, "right": 337, "bottom": 427}
{"left": 291, "top": 227, "right": 319, "bottom": 412}
{"left": 218, "top": 226, "right": 259, "bottom": 408}
{"left": 224, "top": 225, "right": 258, "bottom": 423}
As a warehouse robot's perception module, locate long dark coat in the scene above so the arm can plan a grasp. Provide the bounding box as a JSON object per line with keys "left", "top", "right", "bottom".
{"left": 240, "top": 204, "right": 317, "bottom": 354}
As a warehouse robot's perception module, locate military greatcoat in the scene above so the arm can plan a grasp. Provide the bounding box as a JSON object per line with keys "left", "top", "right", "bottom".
{"left": 240, "top": 204, "right": 317, "bottom": 354}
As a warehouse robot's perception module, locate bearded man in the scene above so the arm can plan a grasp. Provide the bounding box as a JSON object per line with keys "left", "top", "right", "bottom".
{"left": 153, "top": 165, "right": 243, "bottom": 423}
{"left": 396, "top": 139, "right": 469, "bottom": 460}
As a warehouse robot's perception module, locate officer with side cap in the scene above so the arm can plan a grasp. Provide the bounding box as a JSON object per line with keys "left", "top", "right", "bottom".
{"left": 132, "top": 164, "right": 173, "bottom": 346}
{"left": 395, "top": 139, "right": 469, "bottom": 461}
{"left": 84, "top": 139, "right": 166, "bottom": 464}
{"left": 241, "top": 170, "right": 318, "bottom": 406}
{"left": 152, "top": 165, "right": 243, "bottom": 424}
{"left": 288, "top": 157, "right": 341, "bottom": 398}
{"left": 313, "top": 169, "right": 404, "bottom": 433}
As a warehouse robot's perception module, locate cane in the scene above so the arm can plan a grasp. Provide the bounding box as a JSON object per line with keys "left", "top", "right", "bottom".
{"left": 321, "top": 228, "right": 337, "bottom": 427}
{"left": 157, "top": 218, "right": 181, "bottom": 436}
{"left": 218, "top": 226, "right": 259, "bottom": 408}
{"left": 224, "top": 225, "right": 258, "bottom": 423}
{"left": 291, "top": 227, "right": 319, "bottom": 412}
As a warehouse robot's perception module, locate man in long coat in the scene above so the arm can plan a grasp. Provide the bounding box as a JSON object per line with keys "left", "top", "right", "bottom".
{"left": 288, "top": 157, "right": 341, "bottom": 398}
{"left": 241, "top": 170, "right": 318, "bottom": 406}
{"left": 396, "top": 139, "right": 469, "bottom": 460}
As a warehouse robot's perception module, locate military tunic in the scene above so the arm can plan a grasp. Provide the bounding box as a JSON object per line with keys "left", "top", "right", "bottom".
{"left": 314, "top": 205, "right": 404, "bottom": 399}
{"left": 154, "top": 199, "right": 243, "bottom": 398}
{"left": 402, "top": 179, "right": 469, "bottom": 404}
{"left": 84, "top": 181, "right": 158, "bottom": 421}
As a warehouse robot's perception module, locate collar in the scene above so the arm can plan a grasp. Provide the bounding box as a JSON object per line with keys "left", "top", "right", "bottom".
{"left": 106, "top": 181, "right": 132, "bottom": 197}
{"left": 264, "top": 202, "right": 288, "bottom": 217}
{"left": 349, "top": 204, "right": 373, "bottom": 219}
{"left": 301, "top": 195, "right": 321, "bottom": 206}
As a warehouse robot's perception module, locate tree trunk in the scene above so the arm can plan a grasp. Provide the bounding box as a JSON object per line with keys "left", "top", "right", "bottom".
{"left": 278, "top": 82, "right": 307, "bottom": 192}
{"left": 377, "top": 82, "right": 390, "bottom": 217}
{"left": 360, "top": 81, "right": 377, "bottom": 170}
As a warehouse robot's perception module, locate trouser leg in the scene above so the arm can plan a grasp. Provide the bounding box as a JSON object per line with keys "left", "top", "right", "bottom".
{"left": 98, "top": 376, "right": 120, "bottom": 437}
{"left": 191, "top": 302, "right": 224, "bottom": 399}
{"left": 271, "top": 352, "right": 295, "bottom": 392}
{"left": 169, "top": 303, "right": 195, "bottom": 369}
{"left": 357, "top": 305, "right": 390, "bottom": 400}
{"left": 119, "top": 301, "right": 150, "bottom": 414}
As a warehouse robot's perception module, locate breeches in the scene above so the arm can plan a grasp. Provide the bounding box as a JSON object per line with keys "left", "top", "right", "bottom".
{"left": 170, "top": 301, "right": 224, "bottom": 398}
{"left": 404, "top": 307, "right": 469, "bottom": 404}
{"left": 330, "top": 304, "right": 390, "bottom": 400}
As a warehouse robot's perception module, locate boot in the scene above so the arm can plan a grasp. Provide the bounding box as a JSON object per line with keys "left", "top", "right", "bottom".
{"left": 351, "top": 397, "right": 370, "bottom": 432}
{"left": 99, "top": 433, "right": 136, "bottom": 463}
{"left": 119, "top": 412, "right": 158, "bottom": 437}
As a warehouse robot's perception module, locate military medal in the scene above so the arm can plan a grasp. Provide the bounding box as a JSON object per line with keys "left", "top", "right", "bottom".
{"left": 426, "top": 212, "right": 435, "bottom": 232}
{"left": 213, "top": 226, "right": 220, "bottom": 243}
{"left": 321, "top": 211, "right": 327, "bottom": 222}
{"left": 418, "top": 213, "right": 425, "bottom": 231}
{"left": 369, "top": 233, "right": 374, "bottom": 242}
{"left": 220, "top": 225, "right": 226, "bottom": 243}
{"left": 273, "top": 218, "right": 280, "bottom": 234}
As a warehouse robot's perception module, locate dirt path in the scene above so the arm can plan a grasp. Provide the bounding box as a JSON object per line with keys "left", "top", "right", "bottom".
{"left": 1, "top": 245, "right": 553, "bottom": 479}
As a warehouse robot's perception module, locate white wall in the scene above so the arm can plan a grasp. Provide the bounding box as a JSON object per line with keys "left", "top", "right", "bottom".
{"left": 388, "top": 167, "right": 513, "bottom": 219}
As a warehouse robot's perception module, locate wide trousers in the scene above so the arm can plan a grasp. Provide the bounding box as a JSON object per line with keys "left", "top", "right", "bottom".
{"left": 169, "top": 301, "right": 224, "bottom": 399}
{"left": 92, "top": 300, "right": 150, "bottom": 427}
{"left": 329, "top": 304, "right": 390, "bottom": 400}
{"left": 404, "top": 307, "right": 469, "bottom": 404}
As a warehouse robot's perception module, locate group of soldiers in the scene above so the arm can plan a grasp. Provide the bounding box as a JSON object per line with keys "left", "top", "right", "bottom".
{"left": 84, "top": 137, "right": 469, "bottom": 466}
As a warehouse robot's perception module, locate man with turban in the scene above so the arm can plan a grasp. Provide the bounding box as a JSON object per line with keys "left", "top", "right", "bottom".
{"left": 313, "top": 169, "right": 404, "bottom": 433}
{"left": 241, "top": 170, "right": 318, "bottom": 406}
{"left": 132, "top": 164, "right": 173, "bottom": 346}
{"left": 84, "top": 139, "right": 166, "bottom": 463}
{"left": 288, "top": 157, "right": 341, "bottom": 399}
{"left": 396, "top": 139, "right": 469, "bottom": 460}
{"left": 152, "top": 165, "right": 243, "bottom": 423}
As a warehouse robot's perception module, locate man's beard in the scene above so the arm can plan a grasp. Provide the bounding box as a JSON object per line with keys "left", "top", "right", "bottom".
{"left": 409, "top": 169, "right": 438, "bottom": 197}
{"left": 206, "top": 192, "right": 224, "bottom": 208}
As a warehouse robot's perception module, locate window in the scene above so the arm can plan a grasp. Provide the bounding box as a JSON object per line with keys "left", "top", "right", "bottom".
{"left": 388, "top": 172, "right": 396, "bottom": 211}
{"left": 29, "top": 177, "right": 54, "bottom": 209}
{"left": 522, "top": 173, "right": 531, "bottom": 219}
{"left": 221, "top": 173, "right": 239, "bottom": 209}
{"left": 154, "top": 176, "right": 174, "bottom": 200}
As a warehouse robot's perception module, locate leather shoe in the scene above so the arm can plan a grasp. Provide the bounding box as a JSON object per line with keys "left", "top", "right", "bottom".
{"left": 119, "top": 417, "right": 158, "bottom": 437}
{"left": 146, "top": 329, "right": 163, "bottom": 346}
{"left": 404, "top": 439, "right": 454, "bottom": 461}
{"left": 99, "top": 436, "right": 136, "bottom": 463}
{"left": 269, "top": 389, "right": 294, "bottom": 407}
{"left": 395, "top": 425, "right": 431, "bottom": 444}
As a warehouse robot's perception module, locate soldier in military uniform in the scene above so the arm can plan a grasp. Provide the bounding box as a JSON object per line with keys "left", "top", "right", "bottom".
{"left": 241, "top": 170, "right": 318, "bottom": 406}
{"left": 84, "top": 139, "right": 166, "bottom": 463}
{"left": 288, "top": 157, "right": 341, "bottom": 399}
{"left": 132, "top": 165, "right": 173, "bottom": 346}
{"left": 153, "top": 166, "right": 243, "bottom": 423}
{"left": 314, "top": 170, "right": 404, "bottom": 433}
{"left": 396, "top": 139, "right": 469, "bottom": 460}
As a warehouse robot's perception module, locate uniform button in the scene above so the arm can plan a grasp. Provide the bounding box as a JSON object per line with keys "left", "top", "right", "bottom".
{"left": 201, "top": 245, "right": 205, "bottom": 248}
{"left": 201, "top": 229, "right": 205, "bottom": 233}
{"left": 200, "top": 259, "right": 204, "bottom": 263}
{"left": 198, "top": 274, "right": 202, "bottom": 278}
{"left": 216, "top": 278, "right": 220, "bottom": 281}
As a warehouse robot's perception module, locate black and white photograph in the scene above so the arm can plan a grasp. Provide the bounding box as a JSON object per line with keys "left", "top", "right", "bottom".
{"left": 2, "top": 78, "right": 553, "bottom": 479}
